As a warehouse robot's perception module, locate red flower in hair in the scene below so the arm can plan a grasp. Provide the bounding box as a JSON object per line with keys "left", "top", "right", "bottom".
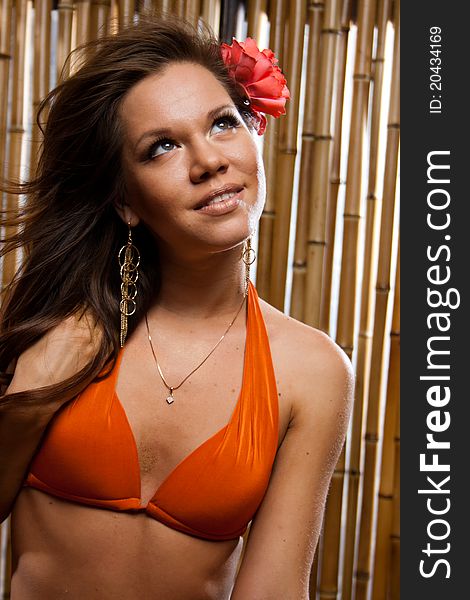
{"left": 220, "top": 37, "right": 290, "bottom": 136}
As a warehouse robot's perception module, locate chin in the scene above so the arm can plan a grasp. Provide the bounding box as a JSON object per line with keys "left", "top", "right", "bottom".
{"left": 203, "top": 226, "right": 253, "bottom": 254}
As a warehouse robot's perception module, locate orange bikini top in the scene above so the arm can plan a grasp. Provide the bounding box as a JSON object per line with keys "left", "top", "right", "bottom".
{"left": 23, "top": 282, "right": 279, "bottom": 541}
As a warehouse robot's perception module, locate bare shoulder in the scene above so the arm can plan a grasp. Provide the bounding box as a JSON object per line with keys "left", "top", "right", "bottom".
{"left": 46, "top": 310, "right": 105, "bottom": 359}
{"left": 6, "top": 309, "right": 106, "bottom": 398}
{"left": 257, "top": 296, "right": 355, "bottom": 427}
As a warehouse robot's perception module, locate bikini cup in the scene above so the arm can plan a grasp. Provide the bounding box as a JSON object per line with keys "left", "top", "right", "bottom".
{"left": 23, "top": 281, "right": 279, "bottom": 541}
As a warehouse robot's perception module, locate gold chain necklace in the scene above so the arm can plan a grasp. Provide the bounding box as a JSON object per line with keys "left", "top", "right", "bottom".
{"left": 145, "top": 293, "right": 247, "bottom": 404}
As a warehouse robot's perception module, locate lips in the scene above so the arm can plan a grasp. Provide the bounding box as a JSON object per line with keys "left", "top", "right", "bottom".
{"left": 193, "top": 184, "right": 244, "bottom": 210}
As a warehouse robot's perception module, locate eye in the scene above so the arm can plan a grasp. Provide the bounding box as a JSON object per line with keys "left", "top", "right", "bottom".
{"left": 212, "top": 112, "right": 242, "bottom": 133}
{"left": 146, "top": 113, "right": 242, "bottom": 160}
{"left": 147, "top": 138, "right": 176, "bottom": 160}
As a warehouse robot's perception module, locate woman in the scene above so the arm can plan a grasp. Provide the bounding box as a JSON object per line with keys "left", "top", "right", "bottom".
{"left": 0, "top": 15, "right": 354, "bottom": 600}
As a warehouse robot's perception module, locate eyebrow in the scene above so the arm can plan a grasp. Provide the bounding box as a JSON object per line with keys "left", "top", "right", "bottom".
{"left": 134, "top": 103, "right": 237, "bottom": 150}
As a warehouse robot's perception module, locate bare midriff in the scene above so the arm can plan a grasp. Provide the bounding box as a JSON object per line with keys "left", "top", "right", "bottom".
{"left": 10, "top": 488, "right": 243, "bottom": 600}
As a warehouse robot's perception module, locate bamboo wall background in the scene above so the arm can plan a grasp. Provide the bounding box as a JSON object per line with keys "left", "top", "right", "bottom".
{"left": 0, "top": 0, "right": 400, "bottom": 598}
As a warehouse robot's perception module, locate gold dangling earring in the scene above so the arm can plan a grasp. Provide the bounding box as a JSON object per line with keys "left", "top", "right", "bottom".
{"left": 118, "top": 221, "right": 140, "bottom": 347}
{"left": 241, "top": 236, "right": 256, "bottom": 296}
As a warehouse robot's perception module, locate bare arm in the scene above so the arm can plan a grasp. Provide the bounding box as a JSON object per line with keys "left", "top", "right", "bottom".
{"left": 0, "top": 313, "right": 103, "bottom": 522}
{"left": 231, "top": 329, "right": 354, "bottom": 600}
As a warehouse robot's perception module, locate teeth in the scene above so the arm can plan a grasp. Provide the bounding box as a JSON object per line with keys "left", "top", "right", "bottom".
{"left": 206, "top": 191, "right": 237, "bottom": 206}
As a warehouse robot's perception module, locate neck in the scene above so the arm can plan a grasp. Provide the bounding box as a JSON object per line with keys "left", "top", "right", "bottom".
{"left": 152, "top": 244, "right": 249, "bottom": 320}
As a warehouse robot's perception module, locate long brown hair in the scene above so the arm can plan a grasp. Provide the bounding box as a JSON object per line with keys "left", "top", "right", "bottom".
{"left": 0, "top": 14, "right": 258, "bottom": 409}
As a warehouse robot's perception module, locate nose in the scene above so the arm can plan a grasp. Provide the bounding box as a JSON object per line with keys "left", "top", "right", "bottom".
{"left": 189, "top": 137, "right": 229, "bottom": 183}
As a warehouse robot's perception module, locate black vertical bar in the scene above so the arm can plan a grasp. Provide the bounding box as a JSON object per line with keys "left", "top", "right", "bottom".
{"left": 401, "top": 2, "right": 468, "bottom": 598}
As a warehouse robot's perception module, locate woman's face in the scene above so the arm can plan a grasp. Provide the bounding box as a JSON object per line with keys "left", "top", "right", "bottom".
{"left": 118, "top": 62, "right": 266, "bottom": 260}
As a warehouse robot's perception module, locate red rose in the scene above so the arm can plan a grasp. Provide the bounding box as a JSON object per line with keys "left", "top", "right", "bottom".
{"left": 221, "top": 37, "right": 290, "bottom": 135}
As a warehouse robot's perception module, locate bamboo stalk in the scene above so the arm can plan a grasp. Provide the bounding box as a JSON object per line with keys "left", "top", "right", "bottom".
{"left": 0, "top": 0, "right": 12, "bottom": 177}
{"left": 303, "top": 0, "right": 341, "bottom": 331}
{"left": 183, "top": 0, "right": 201, "bottom": 27}
{"left": 333, "top": 4, "right": 376, "bottom": 596}
{"left": 90, "top": 0, "right": 111, "bottom": 40}
{"left": 155, "top": 0, "right": 173, "bottom": 14}
{"left": 371, "top": 234, "right": 400, "bottom": 600}
{"left": 2, "top": 0, "right": 28, "bottom": 291}
{"left": 340, "top": 1, "right": 391, "bottom": 597}
{"left": 246, "top": 0, "right": 267, "bottom": 43}
{"left": 173, "top": 0, "right": 184, "bottom": 18}
{"left": 75, "top": 0, "right": 92, "bottom": 46}
{"left": 201, "top": 0, "right": 220, "bottom": 35}
{"left": 118, "top": 0, "right": 135, "bottom": 29}
{"left": 335, "top": 0, "right": 376, "bottom": 357}
{"left": 29, "top": 0, "right": 52, "bottom": 178}
{"left": 138, "top": 0, "right": 150, "bottom": 16}
{"left": 354, "top": 1, "right": 399, "bottom": 597}
{"left": 56, "top": 0, "right": 74, "bottom": 82}
{"left": 256, "top": 0, "right": 287, "bottom": 298}
{"left": 108, "top": 0, "right": 119, "bottom": 35}
{"left": 267, "top": 0, "right": 306, "bottom": 310}
{"left": 290, "top": 0, "right": 324, "bottom": 322}
{"left": 319, "top": 0, "right": 351, "bottom": 332}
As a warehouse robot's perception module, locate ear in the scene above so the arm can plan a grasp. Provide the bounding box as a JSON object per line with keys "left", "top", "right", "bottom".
{"left": 113, "top": 198, "right": 140, "bottom": 228}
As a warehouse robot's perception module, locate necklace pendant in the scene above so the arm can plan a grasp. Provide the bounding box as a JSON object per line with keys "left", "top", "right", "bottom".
{"left": 166, "top": 388, "right": 175, "bottom": 404}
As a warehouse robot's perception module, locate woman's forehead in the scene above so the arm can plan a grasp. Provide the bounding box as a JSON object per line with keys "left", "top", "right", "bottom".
{"left": 120, "top": 63, "right": 232, "bottom": 131}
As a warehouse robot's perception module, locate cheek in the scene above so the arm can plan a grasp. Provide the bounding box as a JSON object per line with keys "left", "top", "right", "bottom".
{"left": 231, "top": 136, "right": 262, "bottom": 183}
{"left": 124, "top": 164, "right": 185, "bottom": 221}
{"left": 242, "top": 140, "right": 266, "bottom": 200}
